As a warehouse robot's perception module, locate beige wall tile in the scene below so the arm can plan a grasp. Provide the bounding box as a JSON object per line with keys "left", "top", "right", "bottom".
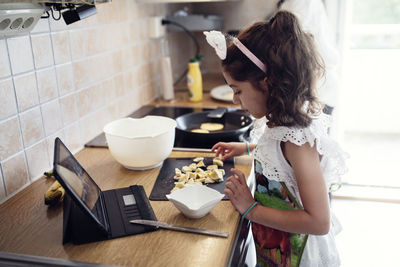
{"left": 0, "top": 78, "right": 17, "bottom": 120}
{"left": 49, "top": 19, "right": 68, "bottom": 33}
{"left": 2, "top": 152, "right": 29, "bottom": 195}
{"left": 63, "top": 122, "right": 82, "bottom": 153}
{"left": 25, "top": 140, "right": 51, "bottom": 180}
{"left": 73, "top": 58, "right": 92, "bottom": 90}
{"left": 0, "top": 169, "right": 6, "bottom": 201}
{"left": 86, "top": 28, "right": 102, "bottom": 56}
{"left": 113, "top": 74, "right": 125, "bottom": 98}
{"left": 59, "top": 93, "right": 79, "bottom": 125}
{"left": 31, "top": 33, "right": 54, "bottom": 69}
{"left": 106, "top": 102, "right": 119, "bottom": 123}
{"left": 0, "top": 117, "right": 23, "bottom": 161}
{"left": 14, "top": 72, "right": 39, "bottom": 112}
{"left": 123, "top": 70, "right": 134, "bottom": 96}
{"left": 31, "top": 18, "right": 50, "bottom": 34}
{"left": 111, "top": 51, "right": 123, "bottom": 75}
{"left": 56, "top": 63, "right": 75, "bottom": 96}
{"left": 45, "top": 130, "right": 65, "bottom": 163}
{"left": 69, "top": 30, "right": 87, "bottom": 60}
{"left": 76, "top": 87, "right": 92, "bottom": 117}
{"left": 19, "top": 107, "right": 44, "bottom": 147}
{"left": 41, "top": 100, "right": 62, "bottom": 136}
{"left": 36, "top": 67, "right": 58, "bottom": 103}
{"left": 103, "top": 78, "right": 116, "bottom": 100}
{"left": 92, "top": 83, "right": 106, "bottom": 110}
{"left": 51, "top": 32, "right": 71, "bottom": 65}
{"left": 0, "top": 0, "right": 175, "bottom": 197}
{"left": 6, "top": 36, "right": 34, "bottom": 75}
{"left": 0, "top": 40, "right": 11, "bottom": 78}
{"left": 79, "top": 114, "right": 98, "bottom": 144}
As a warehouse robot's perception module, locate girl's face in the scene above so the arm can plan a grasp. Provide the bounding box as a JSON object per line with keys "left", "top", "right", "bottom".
{"left": 222, "top": 71, "right": 268, "bottom": 119}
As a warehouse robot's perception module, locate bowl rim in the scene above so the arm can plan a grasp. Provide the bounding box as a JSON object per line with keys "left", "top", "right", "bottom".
{"left": 166, "top": 185, "right": 225, "bottom": 211}
{"left": 103, "top": 116, "right": 177, "bottom": 139}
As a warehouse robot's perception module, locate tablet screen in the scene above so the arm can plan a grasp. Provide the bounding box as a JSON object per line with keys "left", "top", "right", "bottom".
{"left": 54, "top": 138, "right": 107, "bottom": 230}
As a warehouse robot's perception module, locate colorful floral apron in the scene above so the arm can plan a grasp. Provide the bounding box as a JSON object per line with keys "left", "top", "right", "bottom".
{"left": 253, "top": 159, "right": 308, "bottom": 267}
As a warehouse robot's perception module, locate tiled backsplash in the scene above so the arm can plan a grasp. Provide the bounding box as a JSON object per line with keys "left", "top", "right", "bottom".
{"left": 0, "top": 1, "right": 192, "bottom": 203}
{"left": 0, "top": 0, "right": 273, "bottom": 203}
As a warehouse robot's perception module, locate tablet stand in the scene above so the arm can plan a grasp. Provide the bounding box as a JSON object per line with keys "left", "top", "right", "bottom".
{"left": 62, "top": 194, "right": 108, "bottom": 245}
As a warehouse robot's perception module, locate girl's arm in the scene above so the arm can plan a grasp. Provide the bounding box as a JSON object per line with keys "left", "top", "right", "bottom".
{"left": 226, "top": 141, "right": 330, "bottom": 235}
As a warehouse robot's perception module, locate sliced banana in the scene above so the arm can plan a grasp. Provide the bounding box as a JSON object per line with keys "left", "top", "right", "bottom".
{"left": 193, "top": 157, "right": 204, "bottom": 162}
{"left": 170, "top": 157, "right": 227, "bottom": 193}
{"left": 191, "top": 129, "right": 210, "bottom": 133}
{"left": 196, "top": 160, "right": 206, "bottom": 168}
{"left": 213, "top": 158, "right": 224, "bottom": 167}
{"left": 200, "top": 122, "right": 224, "bottom": 132}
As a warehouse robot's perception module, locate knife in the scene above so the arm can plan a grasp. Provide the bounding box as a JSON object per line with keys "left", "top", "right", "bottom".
{"left": 130, "top": 219, "right": 229, "bottom": 238}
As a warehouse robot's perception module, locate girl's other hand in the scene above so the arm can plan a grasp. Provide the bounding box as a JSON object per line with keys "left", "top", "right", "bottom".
{"left": 211, "top": 142, "right": 246, "bottom": 161}
{"left": 224, "top": 168, "right": 254, "bottom": 214}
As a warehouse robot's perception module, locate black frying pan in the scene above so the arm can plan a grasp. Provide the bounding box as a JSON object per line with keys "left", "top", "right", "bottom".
{"left": 175, "top": 111, "right": 254, "bottom": 148}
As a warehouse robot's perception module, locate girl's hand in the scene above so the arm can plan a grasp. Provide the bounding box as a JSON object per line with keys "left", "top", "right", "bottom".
{"left": 224, "top": 168, "right": 255, "bottom": 215}
{"left": 211, "top": 142, "right": 246, "bottom": 161}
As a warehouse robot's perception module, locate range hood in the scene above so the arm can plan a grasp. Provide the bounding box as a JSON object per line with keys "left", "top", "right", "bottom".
{"left": 0, "top": 1, "right": 110, "bottom": 37}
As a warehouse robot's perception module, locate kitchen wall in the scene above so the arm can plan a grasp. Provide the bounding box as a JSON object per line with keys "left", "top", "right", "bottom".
{"left": 0, "top": 0, "right": 276, "bottom": 204}
{"left": 0, "top": 0, "right": 191, "bottom": 203}
{"left": 191, "top": 0, "right": 278, "bottom": 73}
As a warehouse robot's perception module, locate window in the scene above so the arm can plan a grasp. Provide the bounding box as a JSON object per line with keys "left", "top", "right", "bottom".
{"left": 338, "top": 0, "right": 400, "bottom": 189}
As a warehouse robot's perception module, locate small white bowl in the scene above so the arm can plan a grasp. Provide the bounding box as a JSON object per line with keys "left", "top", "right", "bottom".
{"left": 166, "top": 184, "right": 224, "bottom": 219}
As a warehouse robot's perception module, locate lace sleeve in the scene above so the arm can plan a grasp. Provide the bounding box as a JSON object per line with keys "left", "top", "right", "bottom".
{"left": 254, "top": 115, "right": 348, "bottom": 190}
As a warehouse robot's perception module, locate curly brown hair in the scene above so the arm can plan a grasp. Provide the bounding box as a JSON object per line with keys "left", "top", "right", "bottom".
{"left": 222, "top": 11, "right": 324, "bottom": 128}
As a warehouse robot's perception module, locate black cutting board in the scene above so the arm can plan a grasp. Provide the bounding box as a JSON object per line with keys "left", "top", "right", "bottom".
{"left": 149, "top": 157, "right": 234, "bottom": 201}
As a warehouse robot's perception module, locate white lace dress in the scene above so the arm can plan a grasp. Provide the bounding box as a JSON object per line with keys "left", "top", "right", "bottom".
{"left": 248, "top": 115, "right": 347, "bottom": 267}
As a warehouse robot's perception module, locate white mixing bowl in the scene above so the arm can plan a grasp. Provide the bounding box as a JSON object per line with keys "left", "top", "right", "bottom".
{"left": 103, "top": 116, "right": 176, "bottom": 170}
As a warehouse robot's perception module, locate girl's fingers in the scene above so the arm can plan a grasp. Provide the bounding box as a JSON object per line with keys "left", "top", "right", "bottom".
{"left": 212, "top": 142, "right": 226, "bottom": 152}
{"left": 221, "top": 153, "right": 231, "bottom": 161}
{"left": 211, "top": 142, "right": 222, "bottom": 151}
{"left": 224, "top": 188, "right": 233, "bottom": 199}
{"left": 230, "top": 168, "right": 246, "bottom": 185}
{"left": 225, "top": 177, "right": 238, "bottom": 193}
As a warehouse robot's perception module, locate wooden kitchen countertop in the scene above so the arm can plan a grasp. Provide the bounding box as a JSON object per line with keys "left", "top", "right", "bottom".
{"left": 0, "top": 73, "right": 252, "bottom": 267}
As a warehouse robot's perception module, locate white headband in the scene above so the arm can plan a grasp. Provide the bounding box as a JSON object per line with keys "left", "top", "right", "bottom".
{"left": 203, "top": 30, "right": 267, "bottom": 73}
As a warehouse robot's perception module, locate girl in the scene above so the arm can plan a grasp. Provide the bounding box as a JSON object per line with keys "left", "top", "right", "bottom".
{"left": 204, "top": 11, "right": 347, "bottom": 267}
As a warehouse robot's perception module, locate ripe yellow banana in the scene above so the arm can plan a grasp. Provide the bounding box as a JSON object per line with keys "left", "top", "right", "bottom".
{"left": 44, "top": 180, "right": 65, "bottom": 206}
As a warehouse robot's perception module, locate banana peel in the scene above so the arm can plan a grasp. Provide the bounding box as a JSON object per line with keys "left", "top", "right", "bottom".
{"left": 44, "top": 180, "right": 65, "bottom": 206}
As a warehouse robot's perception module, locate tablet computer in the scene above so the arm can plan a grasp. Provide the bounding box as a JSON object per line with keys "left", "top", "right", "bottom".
{"left": 53, "top": 138, "right": 157, "bottom": 244}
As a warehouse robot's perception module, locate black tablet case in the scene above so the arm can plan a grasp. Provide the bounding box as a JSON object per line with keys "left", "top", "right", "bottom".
{"left": 54, "top": 138, "right": 158, "bottom": 245}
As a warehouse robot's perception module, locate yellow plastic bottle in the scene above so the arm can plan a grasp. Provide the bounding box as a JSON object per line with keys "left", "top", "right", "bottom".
{"left": 187, "top": 58, "right": 203, "bottom": 102}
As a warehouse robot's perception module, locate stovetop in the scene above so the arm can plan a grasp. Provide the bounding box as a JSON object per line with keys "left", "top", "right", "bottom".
{"left": 85, "top": 105, "right": 251, "bottom": 150}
